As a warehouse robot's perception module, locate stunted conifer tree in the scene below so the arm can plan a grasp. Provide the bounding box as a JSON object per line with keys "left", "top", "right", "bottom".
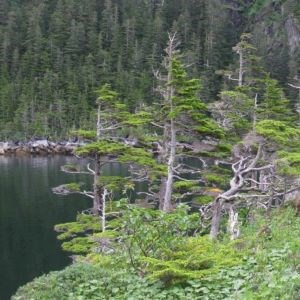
{"left": 53, "top": 84, "right": 162, "bottom": 232}
{"left": 150, "top": 33, "right": 223, "bottom": 212}
{"left": 258, "top": 74, "right": 293, "bottom": 122}
{"left": 209, "top": 36, "right": 300, "bottom": 239}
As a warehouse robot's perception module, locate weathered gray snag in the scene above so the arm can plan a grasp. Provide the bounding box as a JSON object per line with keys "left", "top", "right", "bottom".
{"left": 210, "top": 144, "right": 274, "bottom": 239}
{"left": 288, "top": 83, "right": 300, "bottom": 123}
{"left": 162, "top": 33, "right": 177, "bottom": 212}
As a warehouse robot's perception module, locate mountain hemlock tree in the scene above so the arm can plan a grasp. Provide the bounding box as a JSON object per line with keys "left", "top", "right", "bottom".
{"left": 217, "top": 33, "right": 256, "bottom": 88}
{"left": 209, "top": 122, "right": 300, "bottom": 239}
{"left": 152, "top": 33, "right": 223, "bottom": 212}
{"left": 211, "top": 34, "right": 263, "bottom": 136}
{"left": 207, "top": 32, "right": 300, "bottom": 239}
{"left": 258, "top": 74, "right": 293, "bottom": 122}
{"left": 53, "top": 84, "right": 160, "bottom": 232}
{"left": 209, "top": 58, "right": 300, "bottom": 239}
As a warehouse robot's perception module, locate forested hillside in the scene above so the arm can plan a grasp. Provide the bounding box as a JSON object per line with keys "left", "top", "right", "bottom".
{"left": 0, "top": 0, "right": 299, "bottom": 139}
{"left": 3, "top": 1, "right": 300, "bottom": 299}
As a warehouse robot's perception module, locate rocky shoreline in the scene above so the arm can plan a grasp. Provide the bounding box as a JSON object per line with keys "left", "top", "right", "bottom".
{"left": 0, "top": 140, "right": 84, "bottom": 155}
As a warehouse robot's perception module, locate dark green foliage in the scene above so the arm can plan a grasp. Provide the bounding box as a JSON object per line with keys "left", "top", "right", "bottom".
{"left": 76, "top": 140, "right": 129, "bottom": 157}
{"left": 0, "top": 0, "right": 239, "bottom": 139}
{"left": 238, "top": 207, "right": 300, "bottom": 299}
{"left": 63, "top": 182, "right": 82, "bottom": 192}
{"left": 143, "top": 236, "right": 241, "bottom": 284}
{"left": 54, "top": 214, "right": 101, "bottom": 241}
{"left": 13, "top": 264, "right": 165, "bottom": 300}
{"left": 72, "top": 130, "right": 97, "bottom": 141}
{"left": 14, "top": 208, "right": 300, "bottom": 299}
{"left": 61, "top": 237, "right": 95, "bottom": 254}
{"left": 202, "top": 164, "right": 232, "bottom": 190}
{"left": 6, "top": 1, "right": 300, "bottom": 298}
{"left": 98, "top": 176, "right": 134, "bottom": 191}
{"left": 247, "top": 0, "right": 273, "bottom": 16}
{"left": 192, "top": 195, "right": 214, "bottom": 205}
{"left": 52, "top": 182, "right": 85, "bottom": 195}
{"left": 61, "top": 164, "right": 81, "bottom": 172}
{"left": 203, "top": 173, "right": 230, "bottom": 189}
{"left": 13, "top": 264, "right": 201, "bottom": 300}
{"left": 122, "top": 111, "right": 152, "bottom": 126}
{"left": 169, "top": 58, "right": 224, "bottom": 139}
{"left": 193, "top": 119, "right": 224, "bottom": 139}
{"left": 258, "top": 75, "right": 294, "bottom": 122}
{"left": 96, "top": 83, "right": 119, "bottom": 104}
{"left": 54, "top": 205, "right": 124, "bottom": 253}
{"left": 215, "top": 90, "right": 253, "bottom": 136}
{"left": 215, "top": 142, "right": 232, "bottom": 155}
{"left": 120, "top": 204, "right": 200, "bottom": 262}
{"left": 75, "top": 139, "right": 166, "bottom": 178}
{"left": 0, "top": 1, "right": 298, "bottom": 139}
{"left": 173, "top": 180, "right": 200, "bottom": 192}
{"left": 256, "top": 120, "right": 300, "bottom": 144}
{"left": 276, "top": 151, "right": 300, "bottom": 176}
{"left": 195, "top": 148, "right": 232, "bottom": 159}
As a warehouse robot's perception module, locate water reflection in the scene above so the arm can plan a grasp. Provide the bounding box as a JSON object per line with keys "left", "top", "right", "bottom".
{"left": 0, "top": 155, "right": 148, "bottom": 299}
{"left": 0, "top": 156, "right": 91, "bottom": 299}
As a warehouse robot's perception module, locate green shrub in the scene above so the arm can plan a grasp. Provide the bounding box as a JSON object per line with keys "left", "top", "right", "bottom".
{"left": 143, "top": 236, "right": 242, "bottom": 284}
{"left": 203, "top": 173, "right": 230, "bottom": 189}
{"left": 192, "top": 195, "right": 214, "bottom": 205}
{"left": 14, "top": 208, "right": 300, "bottom": 300}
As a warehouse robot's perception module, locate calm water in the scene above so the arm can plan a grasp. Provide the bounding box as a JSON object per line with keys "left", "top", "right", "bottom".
{"left": 0, "top": 156, "right": 95, "bottom": 299}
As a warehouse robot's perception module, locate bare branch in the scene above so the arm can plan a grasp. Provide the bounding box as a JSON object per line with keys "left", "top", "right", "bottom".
{"left": 173, "top": 175, "right": 204, "bottom": 182}
{"left": 61, "top": 166, "right": 92, "bottom": 175}
{"left": 250, "top": 164, "right": 274, "bottom": 172}
{"left": 81, "top": 191, "right": 95, "bottom": 199}
{"left": 150, "top": 121, "right": 164, "bottom": 129}
{"left": 288, "top": 83, "right": 300, "bottom": 89}
{"left": 226, "top": 73, "right": 239, "bottom": 82}
{"left": 87, "top": 163, "right": 95, "bottom": 175}
{"left": 137, "top": 191, "right": 155, "bottom": 197}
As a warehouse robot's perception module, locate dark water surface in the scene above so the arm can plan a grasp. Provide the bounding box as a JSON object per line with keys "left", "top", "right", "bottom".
{"left": 0, "top": 156, "right": 94, "bottom": 299}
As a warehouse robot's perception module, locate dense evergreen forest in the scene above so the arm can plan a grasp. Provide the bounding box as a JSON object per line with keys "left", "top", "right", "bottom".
{"left": 0, "top": 0, "right": 299, "bottom": 139}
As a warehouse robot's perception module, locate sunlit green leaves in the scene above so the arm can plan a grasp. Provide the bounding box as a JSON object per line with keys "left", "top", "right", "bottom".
{"left": 256, "top": 120, "right": 300, "bottom": 144}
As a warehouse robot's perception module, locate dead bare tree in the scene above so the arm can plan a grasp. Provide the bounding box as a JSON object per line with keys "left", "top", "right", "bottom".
{"left": 208, "top": 138, "right": 300, "bottom": 239}
{"left": 288, "top": 82, "right": 300, "bottom": 123}
{"left": 210, "top": 143, "right": 274, "bottom": 238}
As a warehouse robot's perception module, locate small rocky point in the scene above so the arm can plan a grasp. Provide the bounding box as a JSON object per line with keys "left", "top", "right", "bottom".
{"left": 0, "top": 140, "right": 84, "bottom": 155}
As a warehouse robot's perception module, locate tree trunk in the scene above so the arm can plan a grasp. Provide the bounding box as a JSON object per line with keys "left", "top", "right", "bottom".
{"left": 162, "top": 34, "right": 176, "bottom": 211}
{"left": 228, "top": 204, "right": 240, "bottom": 240}
{"left": 101, "top": 188, "right": 108, "bottom": 232}
{"left": 94, "top": 104, "right": 103, "bottom": 214}
{"left": 158, "top": 177, "right": 167, "bottom": 210}
{"left": 93, "top": 155, "right": 102, "bottom": 214}
{"left": 253, "top": 93, "right": 258, "bottom": 131}
{"left": 97, "top": 105, "right": 101, "bottom": 139}
{"left": 163, "top": 118, "right": 176, "bottom": 211}
{"left": 210, "top": 198, "right": 222, "bottom": 239}
{"left": 238, "top": 49, "right": 243, "bottom": 87}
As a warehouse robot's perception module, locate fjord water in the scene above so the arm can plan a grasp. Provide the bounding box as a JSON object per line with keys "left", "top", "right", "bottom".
{"left": 0, "top": 156, "right": 93, "bottom": 299}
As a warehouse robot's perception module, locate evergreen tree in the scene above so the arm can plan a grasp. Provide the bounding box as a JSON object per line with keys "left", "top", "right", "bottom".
{"left": 151, "top": 33, "right": 223, "bottom": 211}
{"left": 258, "top": 74, "right": 293, "bottom": 122}
{"left": 53, "top": 84, "right": 162, "bottom": 230}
